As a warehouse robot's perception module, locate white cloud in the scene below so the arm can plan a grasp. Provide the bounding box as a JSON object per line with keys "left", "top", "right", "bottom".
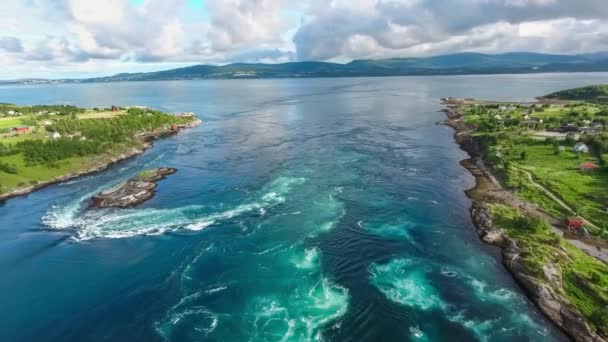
{"left": 0, "top": 36, "right": 23, "bottom": 53}
{"left": 2, "top": 0, "right": 608, "bottom": 78}
{"left": 293, "top": 0, "right": 608, "bottom": 61}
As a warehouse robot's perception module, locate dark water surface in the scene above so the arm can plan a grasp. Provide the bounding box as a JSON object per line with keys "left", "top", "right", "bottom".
{"left": 2, "top": 74, "right": 608, "bottom": 341}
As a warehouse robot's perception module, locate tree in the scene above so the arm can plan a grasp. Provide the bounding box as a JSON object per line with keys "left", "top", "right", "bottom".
{"left": 520, "top": 151, "right": 527, "bottom": 160}
{"left": 565, "top": 133, "right": 577, "bottom": 145}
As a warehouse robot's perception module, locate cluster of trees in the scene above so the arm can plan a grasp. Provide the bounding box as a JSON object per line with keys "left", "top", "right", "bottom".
{"left": 547, "top": 85, "right": 608, "bottom": 101}
{"left": 0, "top": 104, "right": 85, "bottom": 116}
{"left": 0, "top": 161, "right": 17, "bottom": 174}
{"left": 48, "top": 108, "right": 185, "bottom": 141}
{"left": 17, "top": 138, "right": 106, "bottom": 165}
{"left": 5, "top": 109, "right": 191, "bottom": 166}
{"left": 469, "top": 104, "right": 608, "bottom": 134}
{"left": 0, "top": 142, "right": 19, "bottom": 156}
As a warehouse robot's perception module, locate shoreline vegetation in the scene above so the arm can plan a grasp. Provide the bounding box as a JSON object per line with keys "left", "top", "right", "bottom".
{"left": 441, "top": 84, "right": 608, "bottom": 341}
{"left": 0, "top": 104, "right": 201, "bottom": 202}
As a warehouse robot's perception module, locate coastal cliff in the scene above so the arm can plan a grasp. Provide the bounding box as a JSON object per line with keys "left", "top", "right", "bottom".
{"left": 442, "top": 100, "right": 606, "bottom": 342}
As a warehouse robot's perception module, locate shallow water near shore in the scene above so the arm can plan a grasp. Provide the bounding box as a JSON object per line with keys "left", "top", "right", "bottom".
{"left": 2, "top": 74, "right": 608, "bottom": 341}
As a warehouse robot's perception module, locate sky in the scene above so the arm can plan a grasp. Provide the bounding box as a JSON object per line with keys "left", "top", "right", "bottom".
{"left": 1, "top": 0, "right": 608, "bottom": 79}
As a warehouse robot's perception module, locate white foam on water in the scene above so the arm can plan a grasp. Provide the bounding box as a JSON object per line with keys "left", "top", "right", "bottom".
{"left": 155, "top": 306, "right": 219, "bottom": 341}
{"left": 466, "top": 276, "right": 523, "bottom": 305}
{"left": 439, "top": 266, "right": 459, "bottom": 278}
{"left": 239, "top": 244, "right": 349, "bottom": 341}
{"left": 205, "top": 286, "right": 228, "bottom": 295}
{"left": 43, "top": 176, "right": 306, "bottom": 241}
{"left": 370, "top": 259, "right": 443, "bottom": 311}
{"left": 372, "top": 258, "right": 546, "bottom": 341}
{"left": 155, "top": 291, "right": 220, "bottom": 341}
{"left": 445, "top": 310, "right": 499, "bottom": 342}
{"left": 292, "top": 247, "right": 320, "bottom": 270}
{"left": 409, "top": 326, "right": 427, "bottom": 340}
{"left": 249, "top": 277, "right": 349, "bottom": 342}
{"left": 311, "top": 187, "right": 346, "bottom": 235}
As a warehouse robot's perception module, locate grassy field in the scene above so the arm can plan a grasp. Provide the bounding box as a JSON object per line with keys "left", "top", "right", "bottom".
{"left": 456, "top": 93, "right": 608, "bottom": 240}
{"left": 0, "top": 117, "right": 24, "bottom": 129}
{"left": 0, "top": 105, "right": 195, "bottom": 195}
{"left": 0, "top": 153, "right": 91, "bottom": 191}
{"left": 0, "top": 142, "right": 138, "bottom": 193}
{"left": 489, "top": 204, "right": 608, "bottom": 335}
{"left": 77, "top": 110, "right": 125, "bottom": 119}
{"left": 508, "top": 141, "right": 608, "bottom": 230}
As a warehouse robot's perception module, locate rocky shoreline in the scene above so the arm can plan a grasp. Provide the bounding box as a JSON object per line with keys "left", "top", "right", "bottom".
{"left": 90, "top": 167, "right": 176, "bottom": 208}
{"left": 0, "top": 117, "right": 201, "bottom": 203}
{"left": 441, "top": 99, "right": 605, "bottom": 342}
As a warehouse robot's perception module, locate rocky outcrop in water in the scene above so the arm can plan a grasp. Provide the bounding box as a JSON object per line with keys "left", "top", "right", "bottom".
{"left": 90, "top": 167, "right": 177, "bottom": 208}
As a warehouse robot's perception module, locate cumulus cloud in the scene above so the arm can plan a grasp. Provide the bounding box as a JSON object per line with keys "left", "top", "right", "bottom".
{"left": 0, "top": 36, "right": 23, "bottom": 53}
{"left": 206, "top": 0, "right": 288, "bottom": 51}
{"left": 26, "top": 0, "right": 188, "bottom": 62}
{"left": 293, "top": 0, "right": 608, "bottom": 61}
{"left": 3, "top": 0, "right": 608, "bottom": 78}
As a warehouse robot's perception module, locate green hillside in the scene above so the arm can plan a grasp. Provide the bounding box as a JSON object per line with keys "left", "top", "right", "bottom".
{"left": 546, "top": 85, "right": 608, "bottom": 102}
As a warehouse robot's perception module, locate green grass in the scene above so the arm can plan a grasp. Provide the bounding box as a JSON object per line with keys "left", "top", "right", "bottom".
{"left": 489, "top": 204, "right": 608, "bottom": 335}
{"left": 0, "top": 153, "right": 90, "bottom": 191}
{"left": 506, "top": 166, "right": 568, "bottom": 218}
{"left": 508, "top": 142, "right": 608, "bottom": 232}
{"left": 0, "top": 144, "right": 136, "bottom": 194}
{"left": 135, "top": 169, "right": 159, "bottom": 180}
{"left": 0, "top": 117, "right": 25, "bottom": 129}
{"left": 546, "top": 85, "right": 608, "bottom": 102}
{"left": 0, "top": 106, "right": 198, "bottom": 195}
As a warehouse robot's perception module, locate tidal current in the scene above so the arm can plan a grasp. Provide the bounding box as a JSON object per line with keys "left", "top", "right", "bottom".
{"left": 2, "top": 74, "right": 608, "bottom": 341}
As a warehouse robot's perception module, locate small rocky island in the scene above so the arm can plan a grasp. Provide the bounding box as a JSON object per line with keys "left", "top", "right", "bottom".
{"left": 90, "top": 168, "right": 177, "bottom": 208}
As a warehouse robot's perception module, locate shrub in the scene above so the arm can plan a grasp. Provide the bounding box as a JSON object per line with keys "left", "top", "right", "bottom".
{"left": 0, "top": 162, "right": 17, "bottom": 174}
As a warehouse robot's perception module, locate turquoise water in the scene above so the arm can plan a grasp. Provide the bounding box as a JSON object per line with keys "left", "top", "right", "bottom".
{"left": 2, "top": 74, "right": 608, "bottom": 341}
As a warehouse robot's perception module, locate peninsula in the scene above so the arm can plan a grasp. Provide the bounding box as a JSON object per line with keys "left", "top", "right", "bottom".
{"left": 0, "top": 104, "right": 201, "bottom": 201}
{"left": 442, "top": 85, "right": 608, "bottom": 341}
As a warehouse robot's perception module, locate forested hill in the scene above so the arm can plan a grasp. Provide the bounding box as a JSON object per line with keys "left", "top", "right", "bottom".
{"left": 545, "top": 85, "right": 608, "bottom": 102}
{"left": 4, "top": 52, "right": 608, "bottom": 84}
{"left": 84, "top": 52, "right": 608, "bottom": 82}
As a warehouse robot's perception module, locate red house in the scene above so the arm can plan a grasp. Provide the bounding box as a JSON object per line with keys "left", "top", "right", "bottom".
{"left": 12, "top": 126, "right": 30, "bottom": 133}
{"left": 566, "top": 217, "right": 584, "bottom": 230}
{"left": 579, "top": 162, "right": 599, "bottom": 172}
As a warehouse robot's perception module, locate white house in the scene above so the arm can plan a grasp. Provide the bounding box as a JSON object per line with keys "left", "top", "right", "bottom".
{"left": 572, "top": 142, "right": 589, "bottom": 153}
{"left": 42, "top": 120, "right": 52, "bottom": 126}
{"left": 52, "top": 132, "right": 62, "bottom": 139}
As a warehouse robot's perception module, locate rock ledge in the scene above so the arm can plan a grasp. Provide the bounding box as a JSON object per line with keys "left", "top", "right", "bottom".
{"left": 90, "top": 167, "right": 176, "bottom": 208}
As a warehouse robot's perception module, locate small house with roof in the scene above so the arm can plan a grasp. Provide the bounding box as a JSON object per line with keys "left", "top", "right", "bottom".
{"left": 566, "top": 217, "right": 584, "bottom": 230}
{"left": 12, "top": 126, "right": 30, "bottom": 133}
{"left": 560, "top": 123, "right": 579, "bottom": 132}
{"left": 579, "top": 162, "right": 599, "bottom": 172}
{"left": 572, "top": 142, "right": 589, "bottom": 153}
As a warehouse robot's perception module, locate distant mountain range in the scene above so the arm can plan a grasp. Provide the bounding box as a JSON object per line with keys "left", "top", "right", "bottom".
{"left": 4, "top": 52, "right": 608, "bottom": 84}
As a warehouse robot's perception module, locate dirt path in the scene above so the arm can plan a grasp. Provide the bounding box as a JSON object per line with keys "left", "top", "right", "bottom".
{"left": 443, "top": 104, "right": 608, "bottom": 263}
{"left": 515, "top": 166, "right": 600, "bottom": 230}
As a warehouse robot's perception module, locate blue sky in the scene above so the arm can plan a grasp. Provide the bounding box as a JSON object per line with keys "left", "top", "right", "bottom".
{"left": 1, "top": 0, "right": 608, "bottom": 79}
